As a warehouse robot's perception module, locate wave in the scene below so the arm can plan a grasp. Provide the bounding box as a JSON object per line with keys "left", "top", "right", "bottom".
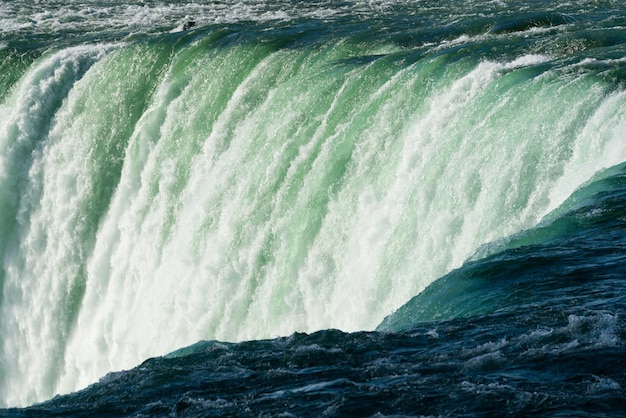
{"left": 378, "top": 161, "right": 626, "bottom": 330}
{"left": 1, "top": 11, "right": 625, "bottom": 408}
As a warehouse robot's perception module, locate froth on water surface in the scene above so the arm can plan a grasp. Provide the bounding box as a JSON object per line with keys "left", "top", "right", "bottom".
{"left": 0, "top": 0, "right": 625, "bottom": 413}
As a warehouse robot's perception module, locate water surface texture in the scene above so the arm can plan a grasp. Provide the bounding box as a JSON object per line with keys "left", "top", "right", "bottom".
{"left": 0, "top": 0, "right": 624, "bottom": 415}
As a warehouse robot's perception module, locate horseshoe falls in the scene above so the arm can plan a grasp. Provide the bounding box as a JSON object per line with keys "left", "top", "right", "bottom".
{"left": 1, "top": 0, "right": 625, "bottom": 415}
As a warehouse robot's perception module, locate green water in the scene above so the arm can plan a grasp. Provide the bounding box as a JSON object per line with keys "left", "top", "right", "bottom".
{"left": 1, "top": 1, "right": 626, "bottom": 407}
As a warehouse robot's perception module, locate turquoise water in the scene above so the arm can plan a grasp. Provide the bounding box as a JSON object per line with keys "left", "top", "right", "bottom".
{"left": 0, "top": 0, "right": 625, "bottom": 413}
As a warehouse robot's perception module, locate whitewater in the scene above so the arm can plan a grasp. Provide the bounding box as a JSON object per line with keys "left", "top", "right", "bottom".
{"left": 0, "top": 0, "right": 625, "bottom": 413}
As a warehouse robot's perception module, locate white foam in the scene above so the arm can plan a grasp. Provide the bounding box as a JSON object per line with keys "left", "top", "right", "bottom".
{"left": 0, "top": 0, "right": 350, "bottom": 39}
{"left": 0, "top": 44, "right": 117, "bottom": 408}
{"left": 586, "top": 376, "right": 622, "bottom": 395}
{"left": 576, "top": 56, "right": 626, "bottom": 67}
{"left": 503, "top": 53, "right": 551, "bottom": 69}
